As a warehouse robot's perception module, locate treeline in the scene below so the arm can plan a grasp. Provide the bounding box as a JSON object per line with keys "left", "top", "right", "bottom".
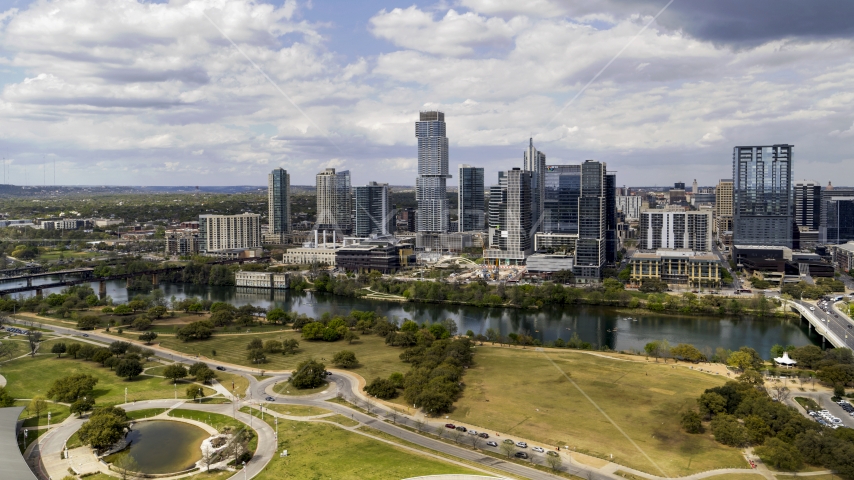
{"left": 782, "top": 279, "right": 846, "bottom": 300}
{"left": 312, "top": 273, "right": 782, "bottom": 317}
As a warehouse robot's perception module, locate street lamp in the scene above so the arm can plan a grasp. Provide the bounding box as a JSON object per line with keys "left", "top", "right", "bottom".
{"left": 242, "top": 461, "right": 246, "bottom": 480}
{"left": 125, "top": 387, "right": 127, "bottom": 404}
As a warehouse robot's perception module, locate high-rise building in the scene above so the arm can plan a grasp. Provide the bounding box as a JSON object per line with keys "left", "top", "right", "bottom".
{"left": 732, "top": 145, "right": 794, "bottom": 247}
{"left": 715, "top": 179, "right": 734, "bottom": 236}
{"left": 354, "top": 182, "right": 393, "bottom": 237}
{"left": 416, "top": 111, "right": 450, "bottom": 233}
{"left": 605, "top": 173, "right": 617, "bottom": 264}
{"left": 576, "top": 160, "right": 607, "bottom": 280}
{"left": 825, "top": 199, "right": 854, "bottom": 245}
{"left": 268, "top": 168, "right": 290, "bottom": 237}
{"left": 458, "top": 164, "right": 485, "bottom": 232}
{"left": 198, "top": 213, "right": 261, "bottom": 252}
{"left": 543, "top": 165, "right": 581, "bottom": 234}
{"left": 485, "top": 168, "right": 532, "bottom": 263}
{"left": 793, "top": 180, "right": 821, "bottom": 231}
{"left": 523, "top": 138, "right": 546, "bottom": 232}
{"left": 638, "top": 210, "right": 713, "bottom": 252}
{"left": 316, "top": 168, "right": 352, "bottom": 234}
{"left": 616, "top": 196, "right": 643, "bottom": 221}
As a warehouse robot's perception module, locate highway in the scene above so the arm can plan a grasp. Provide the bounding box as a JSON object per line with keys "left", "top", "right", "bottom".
{"left": 788, "top": 299, "right": 854, "bottom": 349}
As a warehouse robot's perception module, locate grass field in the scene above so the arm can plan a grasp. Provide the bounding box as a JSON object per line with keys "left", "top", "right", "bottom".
{"left": 449, "top": 346, "right": 744, "bottom": 476}
{"left": 263, "top": 404, "right": 331, "bottom": 417}
{"left": 702, "top": 474, "right": 764, "bottom": 480}
{"left": 241, "top": 410, "right": 483, "bottom": 479}
{"left": 167, "top": 409, "right": 257, "bottom": 453}
{"left": 2, "top": 355, "right": 215, "bottom": 406}
{"left": 272, "top": 380, "right": 330, "bottom": 396}
{"left": 14, "top": 400, "right": 71, "bottom": 427}
{"left": 127, "top": 408, "right": 168, "bottom": 420}
{"left": 157, "top": 330, "right": 407, "bottom": 381}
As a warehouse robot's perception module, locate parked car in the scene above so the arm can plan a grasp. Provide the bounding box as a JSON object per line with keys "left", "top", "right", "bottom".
{"left": 547, "top": 451, "right": 559, "bottom": 457}
{"left": 515, "top": 452, "right": 529, "bottom": 459}
{"left": 445, "top": 424, "right": 456, "bottom": 429}
{"left": 478, "top": 432, "right": 490, "bottom": 438}
{"left": 532, "top": 446, "right": 545, "bottom": 453}
{"left": 455, "top": 426, "right": 467, "bottom": 432}
{"left": 216, "top": 366, "right": 226, "bottom": 371}
{"left": 503, "top": 439, "right": 515, "bottom": 445}
{"left": 468, "top": 430, "right": 478, "bottom": 435}
{"left": 516, "top": 441, "right": 528, "bottom": 448}
{"left": 486, "top": 441, "right": 498, "bottom": 447}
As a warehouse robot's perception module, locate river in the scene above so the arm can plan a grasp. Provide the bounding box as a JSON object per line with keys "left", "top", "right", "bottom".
{"left": 8, "top": 276, "right": 822, "bottom": 358}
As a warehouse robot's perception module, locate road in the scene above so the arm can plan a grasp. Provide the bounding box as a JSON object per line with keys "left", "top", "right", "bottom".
{"left": 791, "top": 299, "right": 854, "bottom": 349}
{"left": 14, "top": 318, "right": 613, "bottom": 480}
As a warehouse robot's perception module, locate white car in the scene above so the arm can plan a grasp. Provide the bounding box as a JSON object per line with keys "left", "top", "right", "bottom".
{"left": 532, "top": 446, "right": 545, "bottom": 453}
{"left": 468, "top": 430, "right": 478, "bottom": 435}
{"left": 810, "top": 307, "right": 816, "bottom": 311}
{"left": 516, "top": 441, "right": 528, "bottom": 448}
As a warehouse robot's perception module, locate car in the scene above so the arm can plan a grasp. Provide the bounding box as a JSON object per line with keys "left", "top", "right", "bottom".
{"left": 486, "top": 441, "right": 498, "bottom": 447}
{"left": 265, "top": 396, "right": 275, "bottom": 402}
{"left": 503, "top": 439, "right": 515, "bottom": 445}
{"left": 478, "top": 432, "right": 489, "bottom": 438}
{"left": 810, "top": 307, "right": 816, "bottom": 311}
{"left": 325, "top": 371, "right": 333, "bottom": 376}
{"left": 515, "top": 452, "right": 529, "bottom": 459}
{"left": 82, "top": 334, "right": 89, "bottom": 337}
{"left": 516, "top": 441, "right": 527, "bottom": 448}
{"left": 216, "top": 366, "right": 226, "bottom": 371}
{"left": 532, "top": 446, "right": 545, "bottom": 453}
{"left": 468, "top": 429, "right": 478, "bottom": 435}
{"left": 455, "top": 426, "right": 467, "bottom": 432}
{"left": 445, "top": 424, "right": 456, "bottom": 429}
{"left": 547, "top": 450, "right": 559, "bottom": 457}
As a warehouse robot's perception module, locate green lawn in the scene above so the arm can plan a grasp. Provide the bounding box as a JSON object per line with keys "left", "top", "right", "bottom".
{"left": 449, "top": 346, "right": 745, "bottom": 477}
{"left": 1, "top": 355, "right": 215, "bottom": 406}
{"left": 127, "top": 408, "right": 168, "bottom": 420}
{"left": 168, "top": 409, "right": 256, "bottom": 453}
{"left": 14, "top": 400, "right": 71, "bottom": 427}
{"left": 157, "top": 330, "right": 407, "bottom": 381}
{"left": 272, "top": 380, "right": 330, "bottom": 396}
{"left": 263, "top": 404, "right": 331, "bottom": 417}
{"left": 241, "top": 410, "right": 482, "bottom": 479}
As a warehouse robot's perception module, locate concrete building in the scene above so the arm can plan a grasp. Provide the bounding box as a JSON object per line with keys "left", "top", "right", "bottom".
{"left": 732, "top": 245, "right": 792, "bottom": 272}
{"left": 526, "top": 253, "right": 574, "bottom": 273}
{"left": 543, "top": 164, "right": 581, "bottom": 233}
{"left": 458, "top": 164, "right": 485, "bottom": 232}
{"left": 628, "top": 250, "right": 721, "bottom": 288}
{"left": 316, "top": 168, "right": 352, "bottom": 234}
{"left": 485, "top": 168, "right": 533, "bottom": 264}
{"left": 616, "top": 196, "right": 642, "bottom": 221}
{"left": 93, "top": 218, "right": 124, "bottom": 228}
{"left": 638, "top": 210, "right": 713, "bottom": 252}
{"left": 523, "top": 138, "right": 546, "bottom": 232}
{"left": 282, "top": 245, "right": 339, "bottom": 266}
{"left": 732, "top": 145, "right": 794, "bottom": 247}
{"left": 198, "top": 213, "right": 261, "bottom": 252}
{"left": 575, "top": 160, "right": 607, "bottom": 281}
{"left": 416, "top": 111, "right": 450, "bottom": 233}
{"left": 165, "top": 229, "right": 200, "bottom": 256}
{"left": 268, "top": 168, "right": 291, "bottom": 239}
{"left": 336, "top": 237, "right": 412, "bottom": 273}
{"left": 794, "top": 180, "right": 821, "bottom": 231}
{"left": 715, "top": 179, "right": 734, "bottom": 237}
{"left": 235, "top": 271, "right": 290, "bottom": 289}
{"left": 354, "top": 182, "right": 393, "bottom": 237}
{"left": 534, "top": 233, "right": 578, "bottom": 252}
{"left": 831, "top": 242, "right": 854, "bottom": 271}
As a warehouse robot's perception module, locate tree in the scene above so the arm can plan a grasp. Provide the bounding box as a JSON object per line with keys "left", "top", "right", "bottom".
{"left": 365, "top": 378, "right": 398, "bottom": 399}
{"left": 290, "top": 359, "right": 326, "bottom": 389}
{"left": 0, "top": 340, "right": 20, "bottom": 361}
{"left": 697, "top": 392, "right": 727, "bottom": 420}
{"left": 266, "top": 307, "right": 287, "bottom": 324}
{"left": 148, "top": 305, "right": 168, "bottom": 319}
{"left": 680, "top": 410, "right": 703, "bottom": 433}
{"left": 195, "top": 368, "right": 215, "bottom": 384}
{"left": 176, "top": 321, "right": 213, "bottom": 341}
{"left": 77, "top": 315, "right": 101, "bottom": 330}
{"left": 469, "top": 432, "right": 482, "bottom": 449}
{"left": 332, "top": 350, "right": 358, "bottom": 368}
{"left": 67, "top": 342, "right": 81, "bottom": 359}
{"left": 727, "top": 347, "right": 764, "bottom": 371}
{"left": 644, "top": 341, "right": 662, "bottom": 361}
{"left": 281, "top": 338, "right": 299, "bottom": 355}
{"left": 710, "top": 414, "right": 748, "bottom": 447}
{"left": 139, "top": 331, "right": 158, "bottom": 345}
{"left": 163, "top": 364, "right": 188, "bottom": 383}
{"left": 26, "top": 330, "right": 42, "bottom": 357}
{"left": 109, "top": 341, "right": 131, "bottom": 356}
{"left": 186, "top": 385, "right": 204, "bottom": 400}
{"left": 47, "top": 374, "right": 99, "bottom": 403}
{"left": 670, "top": 344, "right": 705, "bottom": 363}
{"left": 485, "top": 328, "right": 499, "bottom": 344}
{"left": 247, "top": 349, "right": 267, "bottom": 364}
{"left": 546, "top": 453, "right": 563, "bottom": 472}
{"left": 113, "top": 304, "right": 133, "bottom": 315}
{"left": 113, "top": 454, "right": 143, "bottom": 480}
{"left": 552, "top": 269, "right": 574, "bottom": 284}
{"left": 0, "top": 386, "right": 15, "bottom": 408}
{"left": 500, "top": 442, "right": 515, "bottom": 457}
{"left": 70, "top": 396, "right": 95, "bottom": 416}
{"left": 263, "top": 340, "right": 282, "bottom": 353}
{"left": 188, "top": 362, "right": 210, "bottom": 378}
{"left": 246, "top": 338, "right": 263, "bottom": 350}
{"left": 343, "top": 330, "right": 359, "bottom": 344}
{"left": 116, "top": 359, "right": 143, "bottom": 380}
{"left": 441, "top": 318, "right": 458, "bottom": 337}
{"left": 756, "top": 438, "right": 804, "bottom": 471}
{"left": 131, "top": 317, "right": 152, "bottom": 331}
{"left": 51, "top": 342, "right": 67, "bottom": 358}
{"left": 27, "top": 396, "right": 48, "bottom": 420}
{"left": 738, "top": 369, "right": 764, "bottom": 386}
{"left": 78, "top": 407, "right": 130, "bottom": 452}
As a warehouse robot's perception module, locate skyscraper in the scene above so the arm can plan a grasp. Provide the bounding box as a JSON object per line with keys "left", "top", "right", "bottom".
{"left": 732, "top": 145, "right": 794, "bottom": 247}
{"left": 268, "top": 168, "right": 290, "bottom": 237}
{"left": 793, "top": 180, "right": 821, "bottom": 231}
{"left": 198, "top": 213, "right": 261, "bottom": 252}
{"left": 576, "top": 160, "right": 606, "bottom": 280}
{"left": 715, "top": 179, "right": 734, "bottom": 236}
{"left": 523, "top": 138, "right": 546, "bottom": 232}
{"left": 543, "top": 164, "right": 581, "bottom": 234}
{"left": 416, "top": 111, "right": 450, "bottom": 233}
{"left": 485, "top": 168, "right": 532, "bottom": 263}
{"left": 458, "top": 164, "right": 484, "bottom": 232}
{"left": 316, "top": 168, "right": 352, "bottom": 234}
{"left": 605, "top": 173, "right": 617, "bottom": 264}
{"left": 354, "top": 182, "right": 393, "bottom": 237}
{"left": 820, "top": 188, "right": 854, "bottom": 244}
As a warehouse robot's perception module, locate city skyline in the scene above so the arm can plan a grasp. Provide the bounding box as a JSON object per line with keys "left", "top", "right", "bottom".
{"left": 0, "top": 1, "right": 853, "bottom": 187}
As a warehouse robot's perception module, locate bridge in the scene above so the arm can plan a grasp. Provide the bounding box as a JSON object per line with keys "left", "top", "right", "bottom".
{"left": 0, "top": 268, "right": 94, "bottom": 286}
{"left": 784, "top": 300, "right": 851, "bottom": 350}
{"left": 0, "top": 257, "right": 270, "bottom": 297}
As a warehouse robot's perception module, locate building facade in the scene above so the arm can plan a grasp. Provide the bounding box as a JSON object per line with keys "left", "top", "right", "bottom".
{"left": 575, "top": 160, "right": 607, "bottom": 280}
{"left": 282, "top": 245, "right": 338, "bottom": 266}
{"left": 616, "top": 195, "right": 643, "bottom": 221}
{"left": 235, "top": 271, "right": 290, "bottom": 290}
{"left": 268, "top": 168, "right": 291, "bottom": 238}
{"left": 715, "top": 179, "right": 734, "bottom": 237}
{"left": 316, "top": 168, "right": 352, "bottom": 234}
{"left": 543, "top": 164, "right": 582, "bottom": 233}
{"left": 198, "top": 213, "right": 261, "bottom": 252}
{"left": 335, "top": 238, "right": 411, "bottom": 273}
{"left": 485, "top": 168, "right": 533, "bottom": 264}
{"left": 523, "top": 138, "right": 546, "bottom": 233}
{"left": 820, "top": 188, "right": 854, "bottom": 244}
{"left": 165, "top": 229, "right": 200, "bottom": 256}
{"left": 458, "top": 164, "right": 485, "bottom": 232}
{"left": 605, "top": 173, "right": 617, "bottom": 264}
{"left": 354, "top": 182, "right": 393, "bottom": 237}
{"left": 628, "top": 250, "right": 721, "bottom": 288}
{"left": 831, "top": 242, "right": 854, "bottom": 271}
{"left": 416, "top": 111, "right": 450, "bottom": 233}
{"left": 793, "top": 180, "right": 821, "bottom": 231}
{"left": 638, "top": 210, "right": 713, "bottom": 252}
{"left": 732, "top": 145, "right": 794, "bottom": 247}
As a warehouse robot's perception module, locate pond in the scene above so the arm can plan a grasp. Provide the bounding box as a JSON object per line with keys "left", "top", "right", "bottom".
{"left": 105, "top": 420, "right": 208, "bottom": 474}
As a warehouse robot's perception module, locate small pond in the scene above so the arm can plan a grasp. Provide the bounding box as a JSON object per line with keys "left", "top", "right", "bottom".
{"left": 105, "top": 420, "right": 208, "bottom": 474}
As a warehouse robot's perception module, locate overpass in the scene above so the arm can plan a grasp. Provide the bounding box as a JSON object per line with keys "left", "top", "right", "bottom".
{"left": 0, "top": 268, "right": 94, "bottom": 286}
{"left": 784, "top": 300, "right": 851, "bottom": 349}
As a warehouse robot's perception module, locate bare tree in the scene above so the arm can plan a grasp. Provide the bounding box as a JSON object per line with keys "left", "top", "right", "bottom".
{"left": 201, "top": 442, "right": 218, "bottom": 472}
{"left": 770, "top": 385, "right": 791, "bottom": 403}
{"left": 113, "top": 455, "right": 143, "bottom": 480}
{"left": 388, "top": 409, "right": 398, "bottom": 424}
{"left": 546, "top": 454, "right": 563, "bottom": 472}
{"left": 414, "top": 418, "right": 426, "bottom": 433}
{"left": 468, "top": 434, "right": 482, "bottom": 449}
{"left": 364, "top": 398, "right": 374, "bottom": 414}
{"left": 500, "top": 442, "right": 515, "bottom": 458}
{"left": 435, "top": 425, "right": 445, "bottom": 438}
{"left": 26, "top": 330, "right": 42, "bottom": 357}
{"left": 452, "top": 429, "right": 465, "bottom": 444}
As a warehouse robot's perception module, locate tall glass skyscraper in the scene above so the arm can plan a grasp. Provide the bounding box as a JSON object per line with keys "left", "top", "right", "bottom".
{"left": 732, "top": 145, "right": 793, "bottom": 247}
{"left": 576, "top": 160, "right": 606, "bottom": 280}
{"left": 355, "top": 182, "right": 393, "bottom": 237}
{"left": 268, "top": 168, "right": 290, "bottom": 236}
{"left": 416, "top": 111, "right": 450, "bottom": 233}
{"left": 543, "top": 164, "right": 581, "bottom": 234}
{"left": 458, "top": 164, "right": 484, "bottom": 232}
{"left": 316, "top": 168, "right": 352, "bottom": 234}
{"left": 523, "top": 138, "right": 546, "bottom": 232}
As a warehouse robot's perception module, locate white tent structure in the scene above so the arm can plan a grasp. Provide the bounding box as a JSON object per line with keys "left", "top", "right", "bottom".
{"left": 774, "top": 352, "right": 797, "bottom": 369}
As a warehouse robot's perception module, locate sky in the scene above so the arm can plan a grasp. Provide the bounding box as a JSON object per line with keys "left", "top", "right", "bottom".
{"left": 1, "top": 0, "right": 854, "bottom": 188}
